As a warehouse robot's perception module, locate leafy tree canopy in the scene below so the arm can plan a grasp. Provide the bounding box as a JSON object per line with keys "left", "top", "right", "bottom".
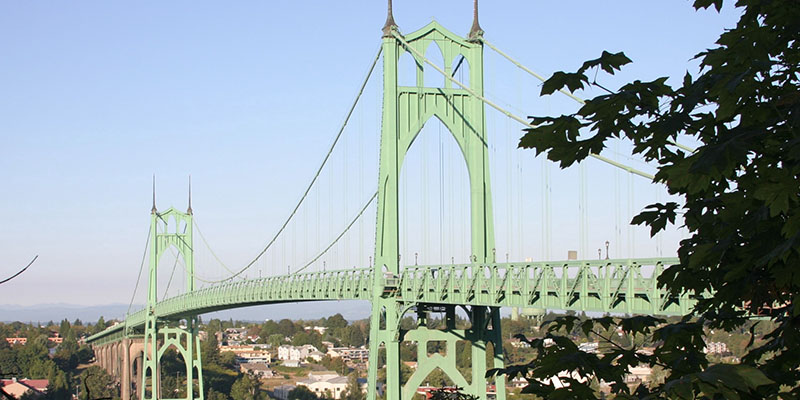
{"left": 492, "top": 0, "right": 800, "bottom": 398}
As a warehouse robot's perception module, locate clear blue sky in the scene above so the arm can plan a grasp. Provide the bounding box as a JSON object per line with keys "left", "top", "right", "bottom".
{"left": 1, "top": 1, "right": 740, "bottom": 310}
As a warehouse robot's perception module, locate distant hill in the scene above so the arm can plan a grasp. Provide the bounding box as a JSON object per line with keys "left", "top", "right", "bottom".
{"left": 0, "top": 300, "right": 372, "bottom": 324}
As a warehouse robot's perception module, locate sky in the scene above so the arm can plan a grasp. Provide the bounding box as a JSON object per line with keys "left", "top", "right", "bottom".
{"left": 0, "top": 1, "right": 742, "bottom": 316}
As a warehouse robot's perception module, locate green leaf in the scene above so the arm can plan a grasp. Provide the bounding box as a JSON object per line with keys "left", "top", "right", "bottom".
{"left": 541, "top": 71, "right": 588, "bottom": 96}
{"left": 579, "top": 51, "right": 632, "bottom": 75}
{"left": 693, "top": 0, "right": 723, "bottom": 11}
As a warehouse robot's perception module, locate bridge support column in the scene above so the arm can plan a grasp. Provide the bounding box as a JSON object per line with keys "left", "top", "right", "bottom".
{"left": 121, "top": 339, "right": 131, "bottom": 400}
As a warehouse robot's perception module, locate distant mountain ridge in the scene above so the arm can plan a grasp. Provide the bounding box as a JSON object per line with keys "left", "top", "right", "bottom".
{"left": 0, "top": 300, "right": 372, "bottom": 324}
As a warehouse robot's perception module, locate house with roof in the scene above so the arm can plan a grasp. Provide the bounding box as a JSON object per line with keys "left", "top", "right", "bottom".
{"left": 1, "top": 379, "right": 48, "bottom": 400}
{"left": 296, "top": 371, "right": 349, "bottom": 400}
{"left": 239, "top": 363, "right": 275, "bottom": 378}
{"left": 278, "top": 344, "right": 323, "bottom": 362}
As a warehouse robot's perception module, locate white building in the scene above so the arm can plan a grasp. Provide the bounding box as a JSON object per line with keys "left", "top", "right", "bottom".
{"left": 296, "top": 372, "right": 349, "bottom": 400}
{"left": 704, "top": 341, "right": 729, "bottom": 354}
{"left": 219, "top": 345, "right": 271, "bottom": 365}
{"left": 327, "top": 347, "right": 369, "bottom": 363}
{"left": 278, "top": 344, "right": 322, "bottom": 362}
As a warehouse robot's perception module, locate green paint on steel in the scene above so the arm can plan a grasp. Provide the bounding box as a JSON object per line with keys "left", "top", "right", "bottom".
{"left": 82, "top": 13, "right": 699, "bottom": 400}
{"left": 367, "top": 19, "right": 505, "bottom": 400}
{"left": 140, "top": 207, "right": 204, "bottom": 400}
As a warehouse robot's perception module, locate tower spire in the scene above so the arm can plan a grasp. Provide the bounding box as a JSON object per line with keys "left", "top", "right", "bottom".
{"left": 469, "top": 0, "right": 484, "bottom": 41}
{"left": 151, "top": 174, "right": 157, "bottom": 214}
{"left": 187, "top": 175, "right": 193, "bottom": 215}
{"left": 382, "top": 0, "right": 397, "bottom": 37}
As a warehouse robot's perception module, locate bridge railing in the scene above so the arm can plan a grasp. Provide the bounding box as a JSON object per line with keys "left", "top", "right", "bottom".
{"left": 87, "top": 257, "right": 692, "bottom": 344}
{"left": 131, "top": 268, "right": 374, "bottom": 324}
{"left": 393, "top": 258, "right": 690, "bottom": 315}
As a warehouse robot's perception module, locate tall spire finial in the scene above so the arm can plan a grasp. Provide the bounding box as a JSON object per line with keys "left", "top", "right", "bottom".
{"left": 151, "top": 174, "right": 157, "bottom": 214}
{"left": 382, "top": 0, "right": 397, "bottom": 37}
{"left": 469, "top": 0, "right": 484, "bottom": 41}
{"left": 187, "top": 175, "right": 193, "bottom": 215}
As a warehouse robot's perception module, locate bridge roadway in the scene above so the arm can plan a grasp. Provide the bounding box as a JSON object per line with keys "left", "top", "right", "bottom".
{"left": 88, "top": 257, "right": 690, "bottom": 345}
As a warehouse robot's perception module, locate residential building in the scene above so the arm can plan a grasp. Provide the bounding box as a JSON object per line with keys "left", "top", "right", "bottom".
{"left": 304, "top": 326, "right": 328, "bottom": 335}
{"left": 219, "top": 345, "right": 271, "bottom": 365}
{"left": 1, "top": 379, "right": 48, "bottom": 400}
{"left": 326, "top": 346, "right": 369, "bottom": 363}
{"left": 704, "top": 341, "right": 729, "bottom": 355}
{"left": 239, "top": 363, "right": 275, "bottom": 378}
{"left": 278, "top": 344, "right": 321, "bottom": 362}
{"left": 296, "top": 372, "right": 348, "bottom": 400}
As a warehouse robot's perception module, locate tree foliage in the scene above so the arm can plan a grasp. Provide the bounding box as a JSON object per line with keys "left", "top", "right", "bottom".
{"left": 491, "top": 0, "right": 800, "bottom": 398}
{"left": 79, "top": 366, "right": 118, "bottom": 400}
{"left": 288, "top": 385, "right": 319, "bottom": 400}
{"left": 341, "top": 372, "right": 365, "bottom": 400}
{"left": 230, "top": 373, "right": 264, "bottom": 400}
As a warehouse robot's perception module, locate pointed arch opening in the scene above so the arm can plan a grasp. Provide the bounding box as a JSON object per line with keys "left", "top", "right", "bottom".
{"left": 159, "top": 345, "right": 187, "bottom": 399}
{"left": 399, "top": 116, "right": 471, "bottom": 268}
{"left": 398, "top": 50, "right": 420, "bottom": 87}
{"left": 423, "top": 42, "right": 445, "bottom": 88}
{"left": 452, "top": 54, "right": 470, "bottom": 88}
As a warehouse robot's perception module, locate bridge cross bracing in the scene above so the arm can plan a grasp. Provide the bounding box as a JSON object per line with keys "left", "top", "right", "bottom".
{"left": 86, "top": 3, "right": 694, "bottom": 400}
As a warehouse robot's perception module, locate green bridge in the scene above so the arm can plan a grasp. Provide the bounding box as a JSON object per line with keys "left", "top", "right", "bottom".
{"left": 86, "top": 2, "right": 692, "bottom": 400}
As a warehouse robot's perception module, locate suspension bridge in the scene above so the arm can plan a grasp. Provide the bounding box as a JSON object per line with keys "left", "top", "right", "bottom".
{"left": 86, "top": 2, "right": 694, "bottom": 400}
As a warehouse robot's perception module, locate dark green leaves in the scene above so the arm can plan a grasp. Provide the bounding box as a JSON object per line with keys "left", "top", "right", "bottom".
{"left": 693, "top": 0, "right": 723, "bottom": 11}
{"left": 580, "top": 51, "right": 632, "bottom": 75}
{"left": 538, "top": 51, "right": 632, "bottom": 97}
{"left": 541, "top": 71, "right": 588, "bottom": 96}
{"left": 630, "top": 202, "right": 679, "bottom": 236}
{"left": 500, "top": 0, "right": 800, "bottom": 398}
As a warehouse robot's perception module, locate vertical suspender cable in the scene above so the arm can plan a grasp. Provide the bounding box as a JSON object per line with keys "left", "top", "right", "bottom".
{"left": 439, "top": 122, "right": 444, "bottom": 264}
{"left": 423, "top": 122, "right": 428, "bottom": 263}
{"left": 579, "top": 163, "right": 586, "bottom": 258}
{"left": 614, "top": 142, "right": 621, "bottom": 259}
{"left": 506, "top": 111, "right": 512, "bottom": 260}
{"left": 628, "top": 172, "right": 634, "bottom": 258}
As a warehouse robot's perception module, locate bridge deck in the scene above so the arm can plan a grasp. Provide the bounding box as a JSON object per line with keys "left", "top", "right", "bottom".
{"left": 87, "top": 258, "right": 690, "bottom": 345}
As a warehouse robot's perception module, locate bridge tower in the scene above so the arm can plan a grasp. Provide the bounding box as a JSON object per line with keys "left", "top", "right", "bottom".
{"left": 140, "top": 185, "right": 204, "bottom": 400}
{"left": 367, "top": 2, "right": 506, "bottom": 399}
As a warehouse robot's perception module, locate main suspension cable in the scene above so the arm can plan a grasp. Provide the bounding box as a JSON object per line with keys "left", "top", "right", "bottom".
{"left": 392, "top": 32, "right": 655, "bottom": 180}
{"left": 293, "top": 190, "right": 378, "bottom": 275}
{"left": 194, "top": 219, "right": 237, "bottom": 276}
{"left": 224, "top": 45, "right": 383, "bottom": 281}
{"left": 127, "top": 226, "right": 151, "bottom": 317}
{"left": 482, "top": 37, "right": 697, "bottom": 155}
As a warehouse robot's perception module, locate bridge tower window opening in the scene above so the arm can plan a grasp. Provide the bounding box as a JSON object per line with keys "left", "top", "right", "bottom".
{"left": 397, "top": 50, "right": 419, "bottom": 87}
{"left": 452, "top": 54, "right": 470, "bottom": 88}
{"left": 423, "top": 42, "right": 445, "bottom": 88}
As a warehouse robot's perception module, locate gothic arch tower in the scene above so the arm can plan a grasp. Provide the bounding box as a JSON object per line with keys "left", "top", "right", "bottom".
{"left": 367, "top": 2, "right": 506, "bottom": 399}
